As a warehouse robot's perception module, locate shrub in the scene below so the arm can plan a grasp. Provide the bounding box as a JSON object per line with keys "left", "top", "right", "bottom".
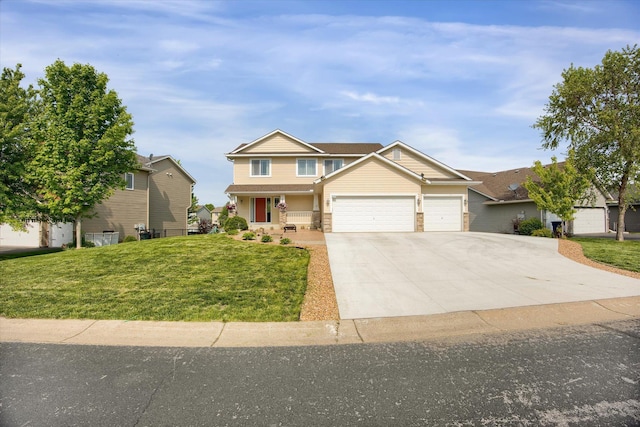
{"left": 261, "top": 235, "right": 273, "bottom": 243}
{"left": 198, "top": 219, "right": 213, "bottom": 234}
{"left": 242, "top": 232, "right": 256, "bottom": 240}
{"left": 280, "top": 237, "right": 291, "bottom": 245}
{"left": 518, "top": 218, "right": 544, "bottom": 236}
{"left": 123, "top": 235, "right": 137, "bottom": 243}
{"left": 531, "top": 228, "right": 553, "bottom": 238}
{"left": 224, "top": 216, "right": 248, "bottom": 231}
{"left": 226, "top": 228, "right": 239, "bottom": 236}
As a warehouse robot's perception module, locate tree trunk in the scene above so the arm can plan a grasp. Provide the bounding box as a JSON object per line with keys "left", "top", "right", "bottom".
{"left": 75, "top": 217, "right": 82, "bottom": 249}
{"left": 616, "top": 172, "right": 629, "bottom": 242}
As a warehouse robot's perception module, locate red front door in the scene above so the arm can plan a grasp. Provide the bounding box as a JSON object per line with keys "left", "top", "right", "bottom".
{"left": 255, "top": 198, "right": 267, "bottom": 222}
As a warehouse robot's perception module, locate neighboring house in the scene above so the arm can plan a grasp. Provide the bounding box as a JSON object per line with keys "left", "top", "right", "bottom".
{"left": 461, "top": 166, "right": 612, "bottom": 234}
{"left": 211, "top": 207, "right": 223, "bottom": 225}
{"left": 608, "top": 187, "right": 640, "bottom": 232}
{"left": 188, "top": 205, "right": 213, "bottom": 232}
{"left": 225, "top": 129, "right": 479, "bottom": 233}
{"left": 82, "top": 154, "right": 196, "bottom": 239}
{"left": 0, "top": 222, "right": 73, "bottom": 248}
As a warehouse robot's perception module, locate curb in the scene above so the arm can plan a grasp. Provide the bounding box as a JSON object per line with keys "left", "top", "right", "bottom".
{"left": 2, "top": 296, "right": 639, "bottom": 348}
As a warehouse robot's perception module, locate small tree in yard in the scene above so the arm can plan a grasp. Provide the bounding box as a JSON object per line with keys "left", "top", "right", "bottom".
{"left": 524, "top": 152, "right": 594, "bottom": 237}
{"left": 534, "top": 45, "right": 640, "bottom": 241}
{"left": 30, "top": 60, "right": 137, "bottom": 248}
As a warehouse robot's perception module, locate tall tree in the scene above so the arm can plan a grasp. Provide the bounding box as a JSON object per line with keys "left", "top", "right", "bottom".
{"left": 524, "top": 152, "right": 594, "bottom": 236}
{"left": 533, "top": 45, "right": 640, "bottom": 241}
{"left": 30, "top": 60, "right": 137, "bottom": 248}
{"left": 0, "top": 64, "right": 38, "bottom": 226}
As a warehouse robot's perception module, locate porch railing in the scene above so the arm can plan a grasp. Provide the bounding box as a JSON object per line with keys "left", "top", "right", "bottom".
{"left": 286, "top": 210, "right": 313, "bottom": 225}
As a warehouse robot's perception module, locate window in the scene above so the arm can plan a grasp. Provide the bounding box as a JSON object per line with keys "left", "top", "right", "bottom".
{"left": 393, "top": 148, "right": 401, "bottom": 161}
{"left": 250, "top": 159, "right": 271, "bottom": 177}
{"left": 125, "top": 172, "right": 134, "bottom": 190}
{"left": 324, "top": 159, "right": 344, "bottom": 175}
{"left": 297, "top": 159, "right": 317, "bottom": 176}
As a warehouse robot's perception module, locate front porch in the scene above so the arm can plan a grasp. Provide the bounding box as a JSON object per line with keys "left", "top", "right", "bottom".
{"left": 232, "top": 194, "right": 320, "bottom": 230}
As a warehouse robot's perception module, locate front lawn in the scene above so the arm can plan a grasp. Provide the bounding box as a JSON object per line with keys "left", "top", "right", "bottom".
{"left": 0, "top": 234, "right": 309, "bottom": 322}
{"left": 571, "top": 237, "right": 640, "bottom": 273}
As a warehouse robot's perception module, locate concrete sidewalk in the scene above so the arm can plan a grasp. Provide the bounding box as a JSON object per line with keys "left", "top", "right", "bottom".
{"left": 2, "top": 296, "right": 639, "bottom": 348}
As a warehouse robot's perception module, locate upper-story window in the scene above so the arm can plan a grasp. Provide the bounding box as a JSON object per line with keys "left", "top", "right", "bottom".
{"left": 297, "top": 159, "right": 317, "bottom": 177}
{"left": 393, "top": 148, "right": 401, "bottom": 161}
{"left": 324, "top": 159, "right": 344, "bottom": 175}
{"left": 250, "top": 159, "right": 271, "bottom": 177}
{"left": 125, "top": 172, "right": 134, "bottom": 190}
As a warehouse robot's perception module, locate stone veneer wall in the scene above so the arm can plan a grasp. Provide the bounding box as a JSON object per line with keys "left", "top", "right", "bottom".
{"left": 279, "top": 210, "right": 287, "bottom": 229}
{"left": 416, "top": 212, "right": 424, "bottom": 232}
{"left": 464, "top": 212, "right": 470, "bottom": 231}
{"left": 323, "top": 213, "right": 332, "bottom": 233}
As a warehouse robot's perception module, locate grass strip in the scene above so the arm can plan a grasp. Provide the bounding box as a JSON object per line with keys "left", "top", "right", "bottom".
{"left": 571, "top": 237, "right": 640, "bottom": 273}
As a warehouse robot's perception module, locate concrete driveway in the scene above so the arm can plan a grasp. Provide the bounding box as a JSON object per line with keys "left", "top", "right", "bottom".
{"left": 325, "top": 232, "right": 640, "bottom": 319}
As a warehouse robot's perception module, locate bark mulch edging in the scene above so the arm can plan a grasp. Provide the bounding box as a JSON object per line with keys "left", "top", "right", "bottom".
{"left": 557, "top": 238, "right": 640, "bottom": 280}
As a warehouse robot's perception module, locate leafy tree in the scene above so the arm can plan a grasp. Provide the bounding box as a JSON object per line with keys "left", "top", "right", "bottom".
{"left": 0, "top": 64, "right": 38, "bottom": 226}
{"left": 204, "top": 203, "right": 215, "bottom": 211}
{"left": 30, "top": 60, "right": 137, "bottom": 248}
{"left": 524, "top": 153, "right": 593, "bottom": 236}
{"left": 533, "top": 45, "right": 640, "bottom": 241}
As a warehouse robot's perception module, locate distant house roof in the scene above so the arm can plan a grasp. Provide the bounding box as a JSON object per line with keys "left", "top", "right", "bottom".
{"left": 137, "top": 154, "right": 196, "bottom": 184}
{"left": 460, "top": 166, "right": 542, "bottom": 202}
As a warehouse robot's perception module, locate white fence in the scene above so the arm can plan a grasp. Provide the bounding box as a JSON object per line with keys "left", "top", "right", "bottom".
{"left": 85, "top": 232, "right": 119, "bottom": 246}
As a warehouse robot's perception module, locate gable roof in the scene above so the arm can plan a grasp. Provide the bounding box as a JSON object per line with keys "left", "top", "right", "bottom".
{"left": 314, "top": 152, "right": 426, "bottom": 184}
{"left": 378, "top": 141, "right": 474, "bottom": 181}
{"left": 229, "top": 129, "right": 324, "bottom": 155}
{"left": 138, "top": 154, "right": 196, "bottom": 184}
{"left": 227, "top": 129, "right": 383, "bottom": 156}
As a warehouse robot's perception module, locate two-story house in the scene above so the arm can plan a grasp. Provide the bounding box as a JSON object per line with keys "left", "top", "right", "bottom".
{"left": 82, "top": 154, "right": 197, "bottom": 239}
{"left": 225, "top": 130, "right": 479, "bottom": 233}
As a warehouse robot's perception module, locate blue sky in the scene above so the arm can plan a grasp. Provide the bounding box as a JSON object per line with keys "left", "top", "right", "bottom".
{"left": 1, "top": 0, "right": 639, "bottom": 207}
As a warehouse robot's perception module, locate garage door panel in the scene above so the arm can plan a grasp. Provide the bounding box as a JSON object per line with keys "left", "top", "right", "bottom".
{"left": 573, "top": 208, "right": 606, "bottom": 234}
{"left": 333, "top": 196, "right": 414, "bottom": 232}
{"left": 424, "top": 197, "right": 462, "bottom": 231}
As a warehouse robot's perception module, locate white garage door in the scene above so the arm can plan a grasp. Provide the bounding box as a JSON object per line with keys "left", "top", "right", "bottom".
{"left": 424, "top": 197, "right": 462, "bottom": 231}
{"left": 573, "top": 208, "right": 606, "bottom": 234}
{"left": 0, "top": 222, "right": 41, "bottom": 247}
{"left": 332, "top": 196, "right": 415, "bottom": 232}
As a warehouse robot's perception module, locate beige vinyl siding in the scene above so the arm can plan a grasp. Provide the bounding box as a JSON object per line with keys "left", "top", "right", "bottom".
{"left": 283, "top": 195, "right": 314, "bottom": 211}
{"left": 324, "top": 158, "right": 421, "bottom": 198}
{"left": 149, "top": 159, "right": 193, "bottom": 233}
{"left": 234, "top": 157, "right": 319, "bottom": 185}
{"left": 83, "top": 170, "right": 149, "bottom": 238}
{"left": 382, "top": 148, "right": 454, "bottom": 179}
{"left": 242, "top": 134, "right": 318, "bottom": 154}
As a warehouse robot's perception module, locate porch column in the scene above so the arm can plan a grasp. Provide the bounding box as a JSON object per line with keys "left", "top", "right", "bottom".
{"left": 312, "top": 194, "right": 321, "bottom": 230}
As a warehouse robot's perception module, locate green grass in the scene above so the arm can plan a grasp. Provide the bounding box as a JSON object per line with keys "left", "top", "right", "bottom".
{"left": 0, "top": 234, "right": 309, "bottom": 322}
{"left": 571, "top": 237, "right": 640, "bottom": 273}
{"left": 0, "top": 248, "right": 63, "bottom": 261}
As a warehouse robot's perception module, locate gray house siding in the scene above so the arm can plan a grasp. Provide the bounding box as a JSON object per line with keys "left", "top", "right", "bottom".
{"left": 609, "top": 205, "right": 640, "bottom": 232}
{"left": 83, "top": 170, "right": 149, "bottom": 239}
{"left": 148, "top": 158, "right": 194, "bottom": 235}
{"left": 468, "top": 190, "right": 541, "bottom": 233}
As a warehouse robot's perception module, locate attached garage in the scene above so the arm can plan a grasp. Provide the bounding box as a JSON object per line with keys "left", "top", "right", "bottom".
{"left": 332, "top": 196, "right": 415, "bottom": 232}
{"left": 423, "top": 196, "right": 463, "bottom": 231}
{"left": 572, "top": 208, "right": 607, "bottom": 234}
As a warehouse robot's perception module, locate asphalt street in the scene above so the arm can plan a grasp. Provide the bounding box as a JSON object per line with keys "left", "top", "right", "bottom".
{"left": 1, "top": 319, "right": 639, "bottom": 426}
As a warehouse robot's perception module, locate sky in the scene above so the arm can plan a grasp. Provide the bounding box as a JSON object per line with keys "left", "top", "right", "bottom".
{"left": 1, "top": 0, "right": 639, "bottom": 207}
